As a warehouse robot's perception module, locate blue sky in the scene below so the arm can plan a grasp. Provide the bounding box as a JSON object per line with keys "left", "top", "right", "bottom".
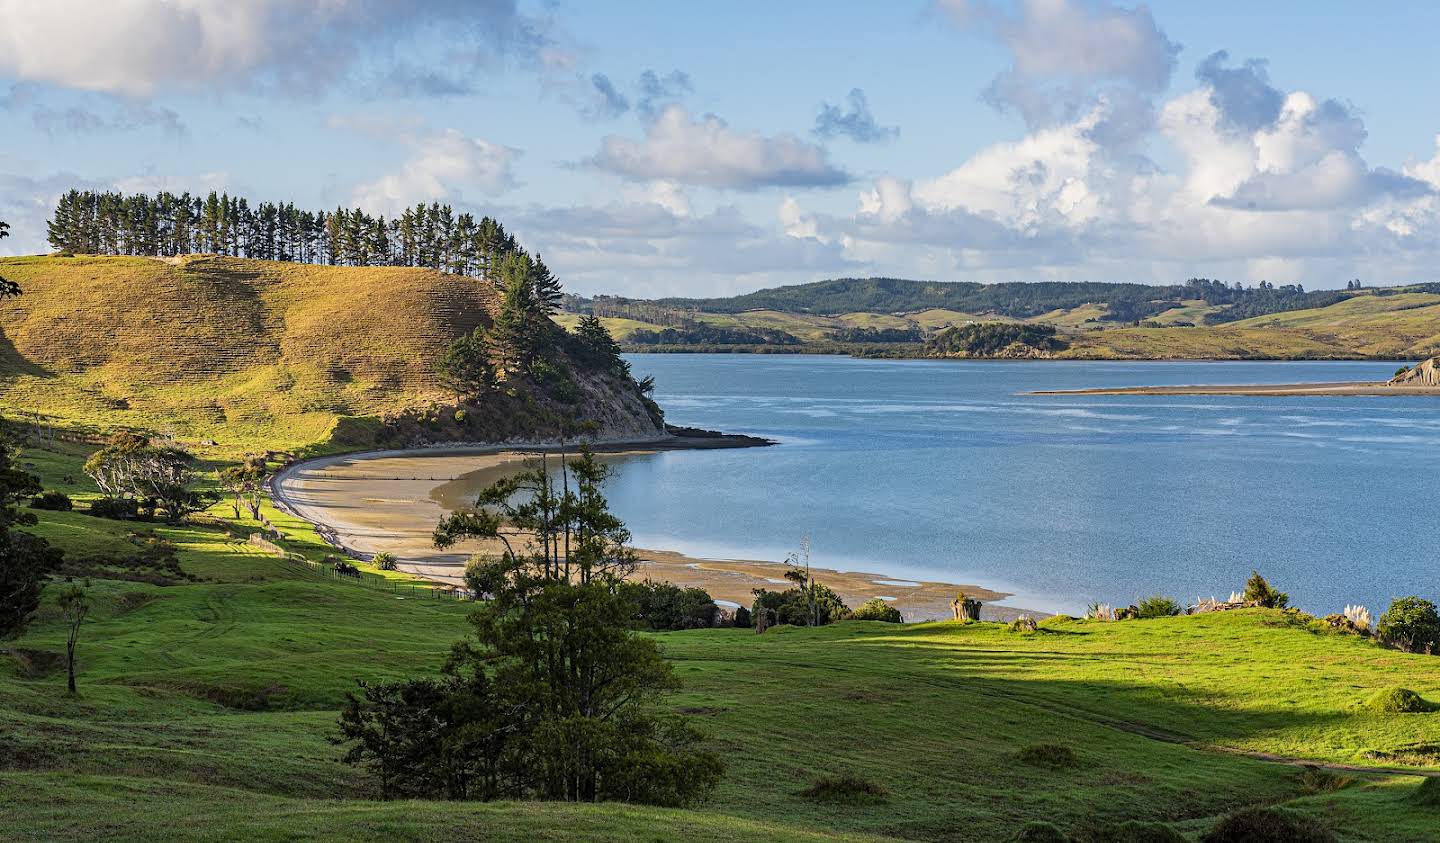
{"left": 3, "top": 1, "right": 1440, "bottom": 296}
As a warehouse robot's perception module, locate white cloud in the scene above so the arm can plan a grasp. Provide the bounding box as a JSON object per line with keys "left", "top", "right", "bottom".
{"left": 0, "top": 0, "right": 546, "bottom": 97}
{"left": 350, "top": 129, "right": 520, "bottom": 216}
{"left": 589, "top": 105, "right": 850, "bottom": 189}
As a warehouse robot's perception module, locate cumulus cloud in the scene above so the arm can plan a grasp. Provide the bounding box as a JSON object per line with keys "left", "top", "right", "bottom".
{"left": 813, "top": 89, "right": 899, "bottom": 144}
{"left": 0, "top": 0, "right": 548, "bottom": 97}
{"left": 589, "top": 105, "right": 850, "bottom": 189}
{"left": 940, "top": 0, "right": 1180, "bottom": 129}
{"left": 350, "top": 129, "right": 520, "bottom": 216}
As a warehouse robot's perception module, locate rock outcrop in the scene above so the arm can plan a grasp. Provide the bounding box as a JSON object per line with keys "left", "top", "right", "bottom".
{"left": 1388, "top": 357, "right": 1440, "bottom": 387}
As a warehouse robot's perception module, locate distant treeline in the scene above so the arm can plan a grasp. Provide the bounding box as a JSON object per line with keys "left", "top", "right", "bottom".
{"left": 642, "top": 275, "right": 1397, "bottom": 327}
{"left": 926, "top": 323, "right": 1066, "bottom": 356}
{"left": 47, "top": 190, "right": 524, "bottom": 277}
{"left": 628, "top": 325, "right": 800, "bottom": 346}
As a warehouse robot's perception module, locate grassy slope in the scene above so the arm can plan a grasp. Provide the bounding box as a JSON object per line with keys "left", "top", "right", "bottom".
{"left": 0, "top": 255, "right": 496, "bottom": 453}
{"left": 4, "top": 442, "right": 1438, "bottom": 842}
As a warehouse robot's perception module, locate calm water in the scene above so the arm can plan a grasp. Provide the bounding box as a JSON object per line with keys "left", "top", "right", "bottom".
{"left": 587, "top": 355, "right": 1439, "bottom": 615}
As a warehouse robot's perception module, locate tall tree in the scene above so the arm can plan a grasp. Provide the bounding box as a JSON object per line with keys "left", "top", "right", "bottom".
{"left": 58, "top": 585, "right": 90, "bottom": 694}
{"left": 0, "top": 436, "right": 63, "bottom": 639}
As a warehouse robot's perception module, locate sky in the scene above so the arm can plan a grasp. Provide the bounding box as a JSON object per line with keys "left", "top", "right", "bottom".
{"left": 3, "top": 0, "right": 1440, "bottom": 297}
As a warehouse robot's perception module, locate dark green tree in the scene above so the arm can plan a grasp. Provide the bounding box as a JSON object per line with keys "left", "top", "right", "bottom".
{"left": 0, "top": 436, "right": 62, "bottom": 639}
{"left": 436, "top": 328, "right": 498, "bottom": 399}
{"left": 338, "top": 449, "right": 722, "bottom": 805}
{"left": 58, "top": 584, "right": 90, "bottom": 694}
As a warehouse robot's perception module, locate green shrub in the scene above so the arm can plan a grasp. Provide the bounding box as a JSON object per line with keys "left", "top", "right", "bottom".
{"left": 1413, "top": 776, "right": 1440, "bottom": 807}
{"left": 1242, "top": 571, "right": 1289, "bottom": 608}
{"left": 371, "top": 552, "right": 398, "bottom": 571}
{"left": 1201, "top": 806, "right": 1335, "bottom": 842}
{"left": 849, "top": 598, "right": 902, "bottom": 623}
{"left": 88, "top": 497, "right": 139, "bottom": 520}
{"left": 29, "top": 491, "right": 73, "bottom": 511}
{"left": 796, "top": 773, "right": 888, "bottom": 804}
{"left": 452, "top": 409, "right": 468, "bottom": 424}
{"left": 618, "top": 580, "right": 718, "bottom": 630}
{"left": 1362, "top": 687, "right": 1436, "bottom": 714}
{"left": 1377, "top": 596, "right": 1440, "bottom": 654}
{"left": 1134, "top": 595, "right": 1181, "bottom": 619}
{"left": 1008, "top": 615, "right": 1039, "bottom": 633}
{"left": 1010, "top": 821, "right": 1070, "bottom": 842}
{"left": 1016, "top": 742, "right": 1078, "bottom": 769}
{"left": 732, "top": 605, "right": 751, "bottom": 628}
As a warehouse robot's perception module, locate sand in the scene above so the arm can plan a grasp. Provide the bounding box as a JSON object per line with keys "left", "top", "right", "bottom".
{"left": 1030, "top": 382, "right": 1440, "bottom": 397}
{"left": 271, "top": 442, "right": 1020, "bottom": 621}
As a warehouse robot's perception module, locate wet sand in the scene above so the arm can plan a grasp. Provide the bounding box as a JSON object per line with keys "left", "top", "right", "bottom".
{"left": 1031, "top": 382, "right": 1440, "bottom": 397}
{"left": 271, "top": 442, "right": 1022, "bottom": 621}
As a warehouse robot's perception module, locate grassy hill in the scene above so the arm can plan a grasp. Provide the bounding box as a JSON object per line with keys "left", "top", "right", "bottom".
{"left": 0, "top": 254, "right": 497, "bottom": 452}
{"left": 5, "top": 441, "right": 1440, "bottom": 841}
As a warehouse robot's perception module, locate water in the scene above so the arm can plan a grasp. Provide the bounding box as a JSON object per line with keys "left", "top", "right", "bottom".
{"left": 572, "top": 355, "right": 1439, "bottom": 616}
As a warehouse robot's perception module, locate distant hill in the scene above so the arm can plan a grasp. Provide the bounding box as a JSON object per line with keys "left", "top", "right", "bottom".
{"left": 651, "top": 277, "right": 1187, "bottom": 321}
{"left": 0, "top": 254, "right": 660, "bottom": 450}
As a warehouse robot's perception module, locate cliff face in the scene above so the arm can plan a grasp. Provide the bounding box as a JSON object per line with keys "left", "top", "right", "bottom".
{"left": 1388, "top": 358, "right": 1440, "bottom": 387}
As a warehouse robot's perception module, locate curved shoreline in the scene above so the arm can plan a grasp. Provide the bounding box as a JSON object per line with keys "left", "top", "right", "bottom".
{"left": 270, "top": 436, "right": 1026, "bottom": 621}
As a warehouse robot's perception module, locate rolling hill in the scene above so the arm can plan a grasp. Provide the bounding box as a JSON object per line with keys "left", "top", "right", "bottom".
{"left": 0, "top": 254, "right": 662, "bottom": 452}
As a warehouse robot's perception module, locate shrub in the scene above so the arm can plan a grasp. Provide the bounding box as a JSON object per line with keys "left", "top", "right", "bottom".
{"left": 1015, "top": 742, "right": 1078, "bottom": 769}
{"left": 1362, "top": 687, "right": 1436, "bottom": 714}
{"left": 796, "top": 773, "right": 889, "bottom": 804}
{"left": 1010, "top": 821, "right": 1070, "bottom": 842}
{"left": 1242, "top": 571, "right": 1289, "bottom": 609}
{"left": 1008, "top": 615, "right": 1038, "bottom": 633}
{"left": 29, "top": 491, "right": 73, "bottom": 511}
{"left": 452, "top": 409, "right": 468, "bottom": 424}
{"left": 849, "top": 598, "right": 902, "bottom": 623}
{"left": 1201, "top": 806, "right": 1335, "bottom": 842}
{"left": 1377, "top": 596, "right": 1440, "bottom": 654}
{"left": 1320, "top": 614, "right": 1366, "bottom": 636}
{"left": 371, "top": 552, "right": 398, "bottom": 571}
{"left": 88, "top": 497, "right": 139, "bottom": 520}
{"left": 619, "top": 580, "right": 718, "bottom": 630}
{"left": 732, "top": 605, "right": 751, "bottom": 628}
{"left": 1413, "top": 776, "right": 1440, "bottom": 807}
{"left": 1134, "top": 595, "right": 1181, "bottom": 619}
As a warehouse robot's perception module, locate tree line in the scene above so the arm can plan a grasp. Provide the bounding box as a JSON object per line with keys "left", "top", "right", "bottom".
{"left": 46, "top": 190, "right": 525, "bottom": 277}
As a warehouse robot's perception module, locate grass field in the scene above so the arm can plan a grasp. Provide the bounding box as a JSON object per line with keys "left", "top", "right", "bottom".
{"left": 5, "top": 441, "right": 1440, "bottom": 841}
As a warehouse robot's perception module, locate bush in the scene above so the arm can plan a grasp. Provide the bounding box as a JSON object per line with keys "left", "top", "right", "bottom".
{"left": 1298, "top": 769, "right": 1354, "bottom": 794}
{"left": 29, "top": 491, "right": 73, "bottom": 511}
{"left": 618, "top": 580, "right": 718, "bottom": 630}
{"left": 1134, "top": 595, "right": 1181, "bottom": 619}
{"left": 1362, "top": 687, "right": 1436, "bottom": 714}
{"left": 732, "top": 605, "right": 751, "bottom": 628}
{"left": 751, "top": 583, "right": 849, "bottom": 628}
{"left": 849, "top": 598, "right": 902, "bottom": 623}
{"left": 88, "top": 497, "right": 139, "bottom": 520}
{"left": 1201, "top": 807, "right": 1335, "bottom": 842}
{"left": 1008, "top": 615, "right": 1038, "bottom": 633}
{"left": 452, "top": 409, "right": 468, "bottom": 425}
{"left": 1015, "top": 742, "right": 1078, "bottom": 769}
{"left": 1010, "top": 821, "right": 1070, "bottom": 842}
{"left": 1377, "top": 596, "right": 1440, "bottom": 654}
{"left": 1242, "top": 571, "right": 1289, "bottom": 608}
{"left": 796, "top": 773, "right": 889, "bottom": 804}
{"left": 371, "top": 552, "right": 398, "bottom": 571}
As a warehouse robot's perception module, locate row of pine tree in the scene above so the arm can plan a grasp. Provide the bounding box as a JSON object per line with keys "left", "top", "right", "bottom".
{"left": 46, "top": 190, "right": 527, "bottom": 277}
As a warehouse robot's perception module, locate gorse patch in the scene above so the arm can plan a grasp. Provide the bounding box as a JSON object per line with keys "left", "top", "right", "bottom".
{"left": 797, "top": 774, "right": 889, "bottom": 805}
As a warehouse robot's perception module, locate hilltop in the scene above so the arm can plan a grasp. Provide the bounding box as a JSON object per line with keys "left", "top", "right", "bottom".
{"left": 0, "top": 254, "right": 661, "bottom": 452}
{"left": 565, "top": 277, "right": 1440, "bottom": 360}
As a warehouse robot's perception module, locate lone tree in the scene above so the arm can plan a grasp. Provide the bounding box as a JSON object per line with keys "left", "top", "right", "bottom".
{"left": 435, "top": 327, "right": 497, "bottom": 400}
{"left": 58, "top": 585, "right": 90, "bottom": 694}
{"left": 218, "top": 455, "right": 269, "bottom": 520}
{"left": 0, "top": 435, "right": 63, "bottom": 639}
{"left": 337, "top": 449, "right": 722, "bottom": 804}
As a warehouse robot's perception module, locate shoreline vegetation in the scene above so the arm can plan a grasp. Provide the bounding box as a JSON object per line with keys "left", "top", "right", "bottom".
{"left": 270, "top": 434, "right": 1022, "bottom": 622}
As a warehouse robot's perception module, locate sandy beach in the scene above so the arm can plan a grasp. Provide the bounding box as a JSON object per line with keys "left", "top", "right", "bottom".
{"left": 272, "top": 441, "right": 1021, "bottom": 621}
{"left": 1030, "top": 381, "right": 1440, "bottom": 397}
